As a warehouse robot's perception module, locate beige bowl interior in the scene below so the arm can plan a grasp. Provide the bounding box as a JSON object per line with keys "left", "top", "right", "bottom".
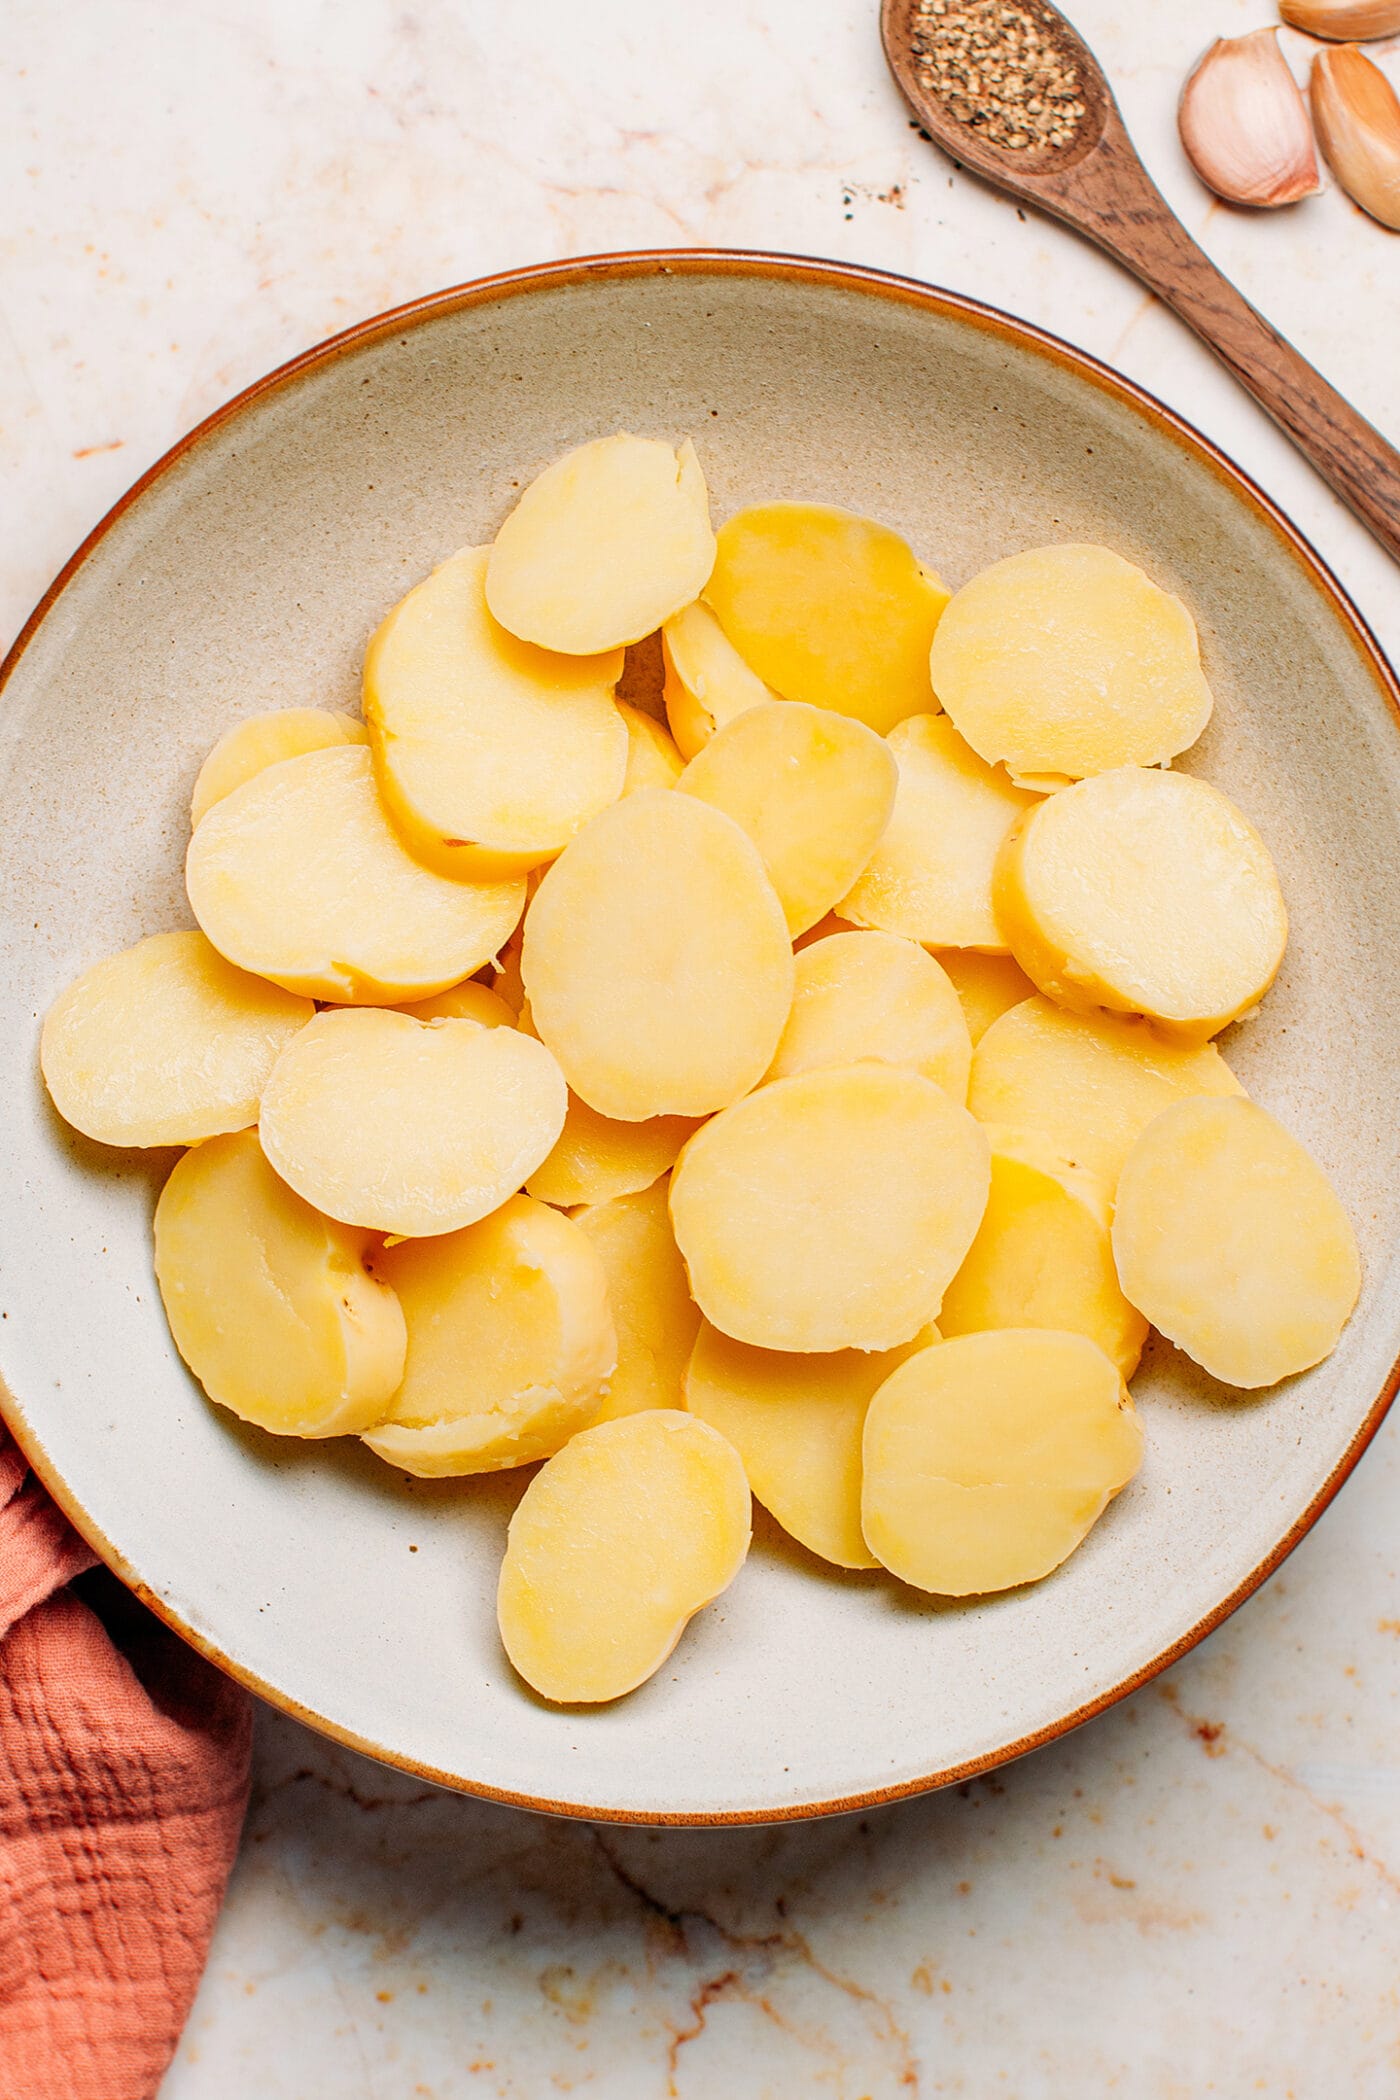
{"left": 2, "top": 255, "right": 1397, "bottom": 1823}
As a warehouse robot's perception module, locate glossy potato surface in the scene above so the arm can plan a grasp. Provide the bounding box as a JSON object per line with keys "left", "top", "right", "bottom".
{"left": 574, "top": 1177, "right": 701, "bottom": 1421}
{"left": 765, "top": 931, "right": 970, "bottom": 1100}
{"left": 190, "top": 708, "right": 367, "bottom": 828}
{"left": 662, "top": 600, "right": 777, "bottom": 758}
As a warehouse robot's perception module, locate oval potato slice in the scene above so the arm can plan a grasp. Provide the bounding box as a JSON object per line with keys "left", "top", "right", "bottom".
{"left": 526, "top": 1093, "right": 700, "bottom": 1210}
{"left": 573, "top": 1177, "right": 701, "bottom": 1422}
{"left": 392, "top": 979, "right": 516, "bottom": 1027}
{"left": 618, "top": 698, "right": 684, "bottom": 792}
{"left": 765, "top": 931, "right": 971, "bottom": 1100}
{"left": 662, "top": 599, "right": 777, "bottom": 759}
{"left": 931, "top": 949, "right": 1037, "bottom": 1046}
{"left": 190, "top": 708, "right": 367, "bottom": 828}
{"left": 497, "top": 1409, "right": 751, "bottom": 1704}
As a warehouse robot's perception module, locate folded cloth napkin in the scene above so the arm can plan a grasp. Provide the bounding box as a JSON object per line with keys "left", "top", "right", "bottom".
{"left": 0, "top": 1427, "right": 251, "bottom": 2100}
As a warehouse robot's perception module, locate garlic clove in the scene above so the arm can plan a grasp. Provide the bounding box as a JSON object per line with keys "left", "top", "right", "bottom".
{"left": 1279, "top": 0, "right": 1400, "bottom": 44}
{"left": 1179, "top": 29, "right": 1322, "bottom": 207}
{"left": 1311, "top": 45, "right": 1400, "bottom": 229}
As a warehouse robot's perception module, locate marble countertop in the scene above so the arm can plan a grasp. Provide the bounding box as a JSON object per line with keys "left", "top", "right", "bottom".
{"left": 6, "top": 0, "right": 1400, "bottom": 2092}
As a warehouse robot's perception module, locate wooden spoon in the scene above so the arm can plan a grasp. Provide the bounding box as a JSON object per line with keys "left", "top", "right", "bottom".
{"left": 881, "top": 0, "right": 1400, "bottom": 564}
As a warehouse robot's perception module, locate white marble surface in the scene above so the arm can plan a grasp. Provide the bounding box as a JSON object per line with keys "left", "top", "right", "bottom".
{"left": 4, "top": 0, "right": 1400, "bottom": 2092}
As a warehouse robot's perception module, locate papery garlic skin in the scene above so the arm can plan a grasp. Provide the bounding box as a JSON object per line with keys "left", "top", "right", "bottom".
{"left": 1179, "top": 29, "right": 1322, "bottom": 206}
{"left": 1311, "top": 46, "right": 1400, "bottom": 229}
{"left": 1280, "top": 0, "right": 1400, "bottom": 44}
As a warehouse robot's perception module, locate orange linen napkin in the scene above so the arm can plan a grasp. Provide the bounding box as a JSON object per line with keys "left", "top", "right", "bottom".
{"left": 0, "top": 1426, "right": 251, "bottom": 2100}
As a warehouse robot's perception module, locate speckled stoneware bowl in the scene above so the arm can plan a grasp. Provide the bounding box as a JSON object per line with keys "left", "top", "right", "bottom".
{"left": 2, "top": 253, "right": 1397, "bottom": 1824}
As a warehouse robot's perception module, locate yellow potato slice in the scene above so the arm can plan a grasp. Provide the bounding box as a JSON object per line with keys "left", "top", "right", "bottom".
{"left": 392, "top": 979, "right": 515, "bottom": 1027}
{"left": 618, "top": 698, "right": 683, "bottom": 792}
{"left": 526, "top": 1092, "right": 700, "bottom": 1209}
{"left": 968, "top": 996, "right": 1243, "bottom": 1190}
{"left": 153, "top": 1129, "right": 406, "bottom": 1437}
{"left": 574, "top": 1176, "right": 701, "bottom": 1421}
{"left": 676, "top": 701, "right": 897, "bottom": 936}
{"left": 1112, "top": 1096, "right": 1360, "bottom": 1389}
{"left": 862, "top": 1330, "right": 1144, "bottom": 1594}
{"left": 684, "top": 1320, "right": 938, "bottom": 1570}
{"left": 661, "top": 600, "right": 777, "bottom": 759}
{"left": 996, "top": 766, "right": 1288, "bottom": 1041}
{"left": 765, "top": 931, "right": 971, "bottom": 1101}
{"left": 186, "top": 746, "right": 524, "bottom": 1003}
{"left": 362, "top": 1196, "right": 616, "bottom": 1475}
{"left": 41, "top": 929, "right": 313, "bottom": 1149}
{"left": 258, "top": 1008, "right": 566, "bottom": 1236}
{"left": 839, "top": 714, "right": 1037, "bottom": 950}
{"left": 670, "top": 1063, "right": 990, "bottom": 1352}
{"left": 485, "top": 434, "right": 716, "bottom": 654}
{"left": 190, "top": 708, "right": 367, "bottom": 828}
{"left": 931, "top": 949, "right": 1037, "bottom": 1045}
{"left": 929, "top": 543, "right": 1214, "bottom": 788}
{"left": 703, "top": 503, "right": 950, "bottom": 735}
{"left": 522, "top": 788, "right": 793, "bottom": 1119}
{"left": 938, "top": 1128, "right": 1148, "bottom": 1377}
{"left": 497, "top": 1409, "right": 750, "bottom": 1704}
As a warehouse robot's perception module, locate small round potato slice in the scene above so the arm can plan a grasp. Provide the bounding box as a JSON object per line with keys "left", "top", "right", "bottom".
{"left": 661, "top": 599, "right": 777, "bottom": 758}
{"left": 190, "top": 708, "right": 367, "bottom": 828}
{"left": 995, "top": 766, "right": 1288, "bottom": 1041}
{"left": 840, "top": 714, "right": 1038, "bottom": 950}
{"left": 392, "top": 979, "right": 516, "bottom": 1027}
{"left": 862, "top": 1330, "right": 1144, "bottom": 1595}
{"left": 703, "top": 502, "right": 950, "bottom": 735}
{"left": 362, "top": 1196, "right": 616, "bottom": 1476}
{"left": 670, "top": 1064, "right": 990, "bottom": 1353}
{"left": 618, "top": 699, "right": 684, "bottom": 792}
{"left": 931, "top": 949, "right": 1037, "bottom": 1046}
{"left": 259, "top": 1009, "right": 566, "bottom": 1237}
{"left": 186, "top": 745, "right": 525, "bottom": 1003}
{"left": 42, "top": 929, "right": 314, "bottom": 1148}
{"left": 1112, "top": 1096, "right": 1360, "bottom": 1389}
{"left": 765, "top": 932, "right": 971, "bottom": 1100}
{"left": 497, "top": 1410, "right": 751, "bottom": 1705}
{"left": 485, "top": 435, "right": 716, "bottom": 654}
{"left": 153, "top": 1129, "right": 406, "bottom": 1437}
{"left": 526, "top": 1093, "right": 700, "bottom": 1209}
{"left": 677, "top": 701, "right": 897, "bottom": 936}
{"left": 522, "top": 788, "right": 793, "bottom": 1120}
{"left": 929, "top": 543, "right": 1213, "bottom": 787}
{"left": 573, "top": 1177, "right": 701, "bottom": 1421}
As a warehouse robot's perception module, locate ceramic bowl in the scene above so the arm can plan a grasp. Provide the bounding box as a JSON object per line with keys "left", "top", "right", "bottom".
{"left": 2, "top": 253, "right": 1397, "bottom": 1824}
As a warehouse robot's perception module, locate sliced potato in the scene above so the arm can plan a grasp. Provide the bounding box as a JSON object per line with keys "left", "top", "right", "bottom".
{"left": 932, "top": 949, "right": 1037, "bottom": 1045}
{"left": 392, "top": 979, "right": 515, "bottom": 1027}
{"left": 676, "top": 701, "right": 897, "bottom": 936}
{"left": 996, "top": 766, "right": 1288, "bottom": 1041}
{"left": 1112, "top": 1096, "right": 1360, "bottom": 1388}
{"left": 258, "top": 1008, "right": 566, "bottom": 1236}
{"left": 363, "top": 546, "right": 626, "bottom": 880}
{"left": 190, "top": 708, "right": 367, "bottom": 828}
{"left": 574, "top": 1176, "right": 700, "bottom": 1420}
{"left": 684, "top": 1320, "right": 938, "bottom": 1570}
{"left": 486, "top": 435, "right": 716, "bottom": 654}
{"left": 703, "top": 502, "right": 950, "bottom": 734}
{"left": 765, "top": 931, "right": 971, "bottom": 1100}
{"left": 670, "top": 1063, "right": 990, "bottom": 1352}
{"left": 938, "top": 1128, "right": 1147, "bottom": 1377}
{"left": 497, "top": 1409, "right": 751, "bottom": 1704}
{"left": 41, "top": 929, "right": 313, "bottom": 1149}
{"left": 840, "top": 714, "right": 1037, "bottom": 949}
{"left": 968, "top": 996, "right": 1243, "bottom": 1190}
{"left": 186, "top": 746, "right": 524, "bottom": 1003}
{"left": 153, "top": 1129, "right": 406, "bottom": 1437}
{"left": 362, "top": 1196, "right": 616, "bottom": 1475}
{"left": 930, "top": 543, "right": 1214, "bottom": 787}
{"left": 618, "top": 698, "right": 683, "bottom": 792}
{"left": 522, "top": 788, "right": 793, "bottom": 1119}
{"left": 862, "top": 1329, "right": 1143, "bottom": 1594}
{"left": 662, "top": 599, "right": 777, "bottom": 759}
{"left": 526, "top": 1094, "right": 700, "bottom": 1209}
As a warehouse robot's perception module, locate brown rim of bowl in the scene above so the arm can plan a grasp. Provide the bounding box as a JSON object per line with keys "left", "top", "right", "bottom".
{"left": 2, "top": 248, "right": 1398, "bottom": 1827}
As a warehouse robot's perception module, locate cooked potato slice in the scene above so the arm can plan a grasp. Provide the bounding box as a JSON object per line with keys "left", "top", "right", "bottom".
{"left": 526, "top": 1093, "right": 700, "bottom": 1209}
{"left": 661, "top": 600, "right": 777, "bottom": 759}
{"left": 968, "top": 995, "right": 1243, "bottom": 1190}
{"left": 670, "top": 1064, "right": 990, "bottom": 1352}
{"left": 862, "top": 1330, "right": 1143, "bottom": 1594}
{"left": 522, "top": 789, "right": 793, "bottom": 1119}
{"left": 840, "top": 714, "right": 1037, "bottom": 950}
{"left": 939, "top": 1129, "right": 1147, "bottom": 1377}
{"left": 259, "top": 1008, "right": 566, "bottom": 1236}
{"left": 996, "top": 766, "right": 1287, "bottom": 1041}
{"left": 930, "top": 544, "right": 1213, "bottom": 787}
{"left": 931, "top": 949, "right": 1036, "bottom": 1045}
{"left": 676, "top": 701, "right": 897, "bottom": 936}
{"left": 618, "top": 699, "right": 684, "bottom": 792}
{"left": 765, "top": 932, "right": 971, "bottom": 1100}
{"left": 362, "top": 1196, "right": 615, "bottom": 1475}
{"left": 153, "top": 1129, "right": 406, "bottom": 1437}
{"left": 186, "top": 746, "right": 524, "bottom": 1003}
{"left": 574, "top": 1177, "right": 700, "bottom": 1420}
{"left": 190, "top": 708, "right": 367, "bottom": 828}
{"left": 41, "top": 930, "right": 313, "bottom": 1148}
{"left": 1112, "top": 1097, "right": 1360, "bottom": 1388}
{"left": 497, "top": 1410, "right": 750, "bottom": 1704}
{"left": 392, "top": 979, "right": 515, "bottom": 1027}
{"left": 684, "top": 1320, "right": 938, "bottom": 1570}
{"left": 703, "top": 503, "right": 950, "bottom": 735}
{"left": 485, "top": 435, "right": 716, "bottom": 654}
